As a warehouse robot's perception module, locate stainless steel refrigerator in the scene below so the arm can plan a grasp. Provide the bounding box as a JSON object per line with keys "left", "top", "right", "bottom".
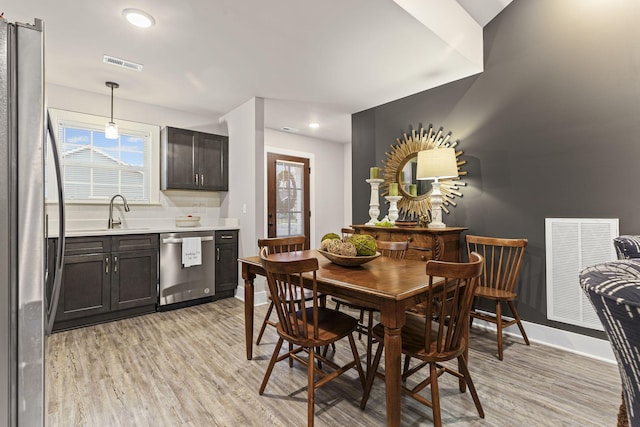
{"left": 0, "top": 18, "right": 65, "bottom": 426}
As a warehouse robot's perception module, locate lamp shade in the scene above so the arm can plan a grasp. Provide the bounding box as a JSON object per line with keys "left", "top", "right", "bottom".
{"left": 105, "top": 121, "right": 118, "bottom": 139}
{"left": 416, "top": 148, "right": 458, "bottom": 180}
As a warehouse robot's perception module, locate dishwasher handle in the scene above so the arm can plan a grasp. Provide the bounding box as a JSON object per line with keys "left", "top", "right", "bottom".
{"left": 162, "top": 236, "right": 214, "bottom": 244}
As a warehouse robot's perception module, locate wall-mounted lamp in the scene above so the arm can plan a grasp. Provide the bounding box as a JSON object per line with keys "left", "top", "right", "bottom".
{"left": 105, "top": 81, "right": 119, "bottom": 139}
{"left": 416, "top": 147, "right": 458, "bottom": 228}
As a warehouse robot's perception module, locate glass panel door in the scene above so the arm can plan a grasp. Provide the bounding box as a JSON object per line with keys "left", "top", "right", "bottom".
{"left": 267, "top": 153, "right": 310, "bottom": 249}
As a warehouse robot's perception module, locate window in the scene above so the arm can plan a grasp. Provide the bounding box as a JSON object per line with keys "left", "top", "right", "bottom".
{"left": 47, "top": 109, "right": 160, "bottom": 204}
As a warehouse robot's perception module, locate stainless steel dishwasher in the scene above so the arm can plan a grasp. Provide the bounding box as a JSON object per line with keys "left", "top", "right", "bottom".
{"left": 159, "top": 231, "right": 215, "bottom": 308}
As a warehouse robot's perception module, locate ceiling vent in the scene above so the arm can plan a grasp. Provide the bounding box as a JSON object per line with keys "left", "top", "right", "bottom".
{"left": 102, "top": 55, "right": 144, "bottom": 72}
{"left": 280, "top": 126, "right": 299, "bottom": 133}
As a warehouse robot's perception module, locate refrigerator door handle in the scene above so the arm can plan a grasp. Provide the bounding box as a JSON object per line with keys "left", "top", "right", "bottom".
{"left": 45, "top": 113, "right": 65, "bottom": 335}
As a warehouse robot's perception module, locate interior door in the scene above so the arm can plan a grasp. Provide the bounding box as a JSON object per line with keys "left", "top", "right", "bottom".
{"left": 267, "top": 153, "right": 310, "bottom": 249}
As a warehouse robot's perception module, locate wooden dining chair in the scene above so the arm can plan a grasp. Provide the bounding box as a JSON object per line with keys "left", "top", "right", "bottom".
{"left": 341, "top": 227, "right": 355, "bottom": 240}
{"left": 361, "top": 252, "right": 485, "bottom": 427}
{"left": 332, "top": 240, "right": 408, "bottom": 370}
{"left": 466, "top": 235, "right": 529, "bottom": 360}
{"left": 259, "top": 250, "right": 365, "bottom": 427}
{"left": 255, "top": 236, "right": 309, "bottom": 346}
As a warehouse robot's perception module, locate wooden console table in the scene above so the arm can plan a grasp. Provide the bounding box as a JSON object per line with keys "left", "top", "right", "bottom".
{"left": 351, "top": 225, "right": 466, "bottom": 262}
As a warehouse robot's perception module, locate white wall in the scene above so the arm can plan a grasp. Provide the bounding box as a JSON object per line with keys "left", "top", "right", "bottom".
{"left": 47, "top": 84, "right": 226, "bottom": 134}
{"left": 45, "top": 83, "right": 234, "bottom": 228}
{"left": 220, "top": 101, "right": 351, "bottom": 304}
{"left": 219, "top": 97, "right": 264, "bottom": 274}
{"left": 46, "top": 86, "right": 353, "bottom": 301}
{"left": 264, "top": 128, "right": 350, "bottom": 248}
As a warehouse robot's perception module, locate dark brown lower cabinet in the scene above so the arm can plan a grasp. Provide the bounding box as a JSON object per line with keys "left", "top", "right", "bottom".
{"left": 55, "top": 253, "right": 110, "bottom": 321}
{"left": 215, "top": 230, "right": 238, "bottom": 296}
{"left": 52, "top": 234, "right": 158, "bottom": 332}
{"left": 111, "top": 248, "right": 158, "bottom": 311}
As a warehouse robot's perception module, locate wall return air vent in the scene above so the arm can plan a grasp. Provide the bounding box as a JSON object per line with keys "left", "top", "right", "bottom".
{"left": 545, "top": 217, "right": 619, "bottom": 330}
{"left": 102, "top": 55, "right": 144, "bottom": 72}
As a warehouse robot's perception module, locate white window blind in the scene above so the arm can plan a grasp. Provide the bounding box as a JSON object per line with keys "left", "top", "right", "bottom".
{"left": 47, "top": 109, "right": 160, "bottom": 204}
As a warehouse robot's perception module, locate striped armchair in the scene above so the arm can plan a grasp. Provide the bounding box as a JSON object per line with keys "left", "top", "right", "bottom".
{"left": 580, "top": 261, "right": 640, "bottom": 426}
{"left": 613, "top": 235, "right": 640, "bottom": 260}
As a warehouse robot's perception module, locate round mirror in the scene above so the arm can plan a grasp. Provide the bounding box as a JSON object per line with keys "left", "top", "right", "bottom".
{"left": 397, "top": 154, "right": 432, "bottom": 199}
{"left": 381, "top": 125, "right": 466, "bottom": 219}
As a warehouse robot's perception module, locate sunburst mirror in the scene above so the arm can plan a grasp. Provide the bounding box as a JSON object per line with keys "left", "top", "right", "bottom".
{"left": 381, "top": 125, "right": 466, "bottom": 221}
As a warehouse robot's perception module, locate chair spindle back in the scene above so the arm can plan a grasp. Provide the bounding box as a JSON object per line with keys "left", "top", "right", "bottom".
{"left": 422, "top": 252, "right": 483, "bottom": 356}
{"left": 466, "top": 235, "right": 527, "bottom": 293}
{"left": 260, "top": 248, "right": 320, "bottom": 341}
{"left": 377, "top": 240, "right": 408, "bottom": 259}
{"left": 258, "top": 235, "right": 305, "bottom": 255}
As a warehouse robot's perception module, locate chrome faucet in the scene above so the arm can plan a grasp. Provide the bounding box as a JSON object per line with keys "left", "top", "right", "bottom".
{"left": 108, "top": 194, "right": 130, "bottom": 229}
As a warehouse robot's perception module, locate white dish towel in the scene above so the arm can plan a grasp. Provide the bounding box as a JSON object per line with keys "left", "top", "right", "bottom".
{"left": 182, "top": 237, "right": 202, "bottom": 268}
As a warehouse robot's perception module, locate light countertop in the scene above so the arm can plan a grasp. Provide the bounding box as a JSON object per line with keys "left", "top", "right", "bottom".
{"left": 59, "top": 225, "right": 239, "bottom": 238}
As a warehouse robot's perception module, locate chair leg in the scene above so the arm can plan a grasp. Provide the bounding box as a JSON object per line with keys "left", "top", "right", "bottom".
{"left": 289, "top": 342, "right": 294, "bottom": 367}
{"left": 457, "top": 354, "right": 484, "bottom": 418}
{"left": 460, "top": 316, "right": 470, "bottom": 393}
{"left": 429, "top": 363, "right": 442, "bottom": 427}
{"left": 315, "top": 347, "right": 323, "bottom": 370}
{"left": 496, "top": 301, "right": 503, "bottom": 361}
{"left": 308, "top": 346, "right": 316, "bottom": 427}
{"left": 402, "top": 355, "right": 411, "bottom": 381}
{"left": 469, "top": 296, "right": 478, "bottom": 328}
{"left": 347, "top": 333, "right": 366, "bottom": 388}
{"left": 256, "top": 301, "right": 275, "bottom": 345}
{"left": 259, "top": 337, "right": 284, "bottom": 394}
{"left": 366, "top": 310, "right": 374, "bottom": 371}
{"left": 360, "top": 340, "right": 384, "bottom": 410}
{"left": 507, "top": 300, "right": 530, "bottom": 346}
{"left": 357, "top": 309, "right": 365, "bottom": 340}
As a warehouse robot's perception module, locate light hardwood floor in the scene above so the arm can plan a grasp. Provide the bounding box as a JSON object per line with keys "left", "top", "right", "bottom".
{"left": 46, "top": 298, "right": 620, "bottom": 426}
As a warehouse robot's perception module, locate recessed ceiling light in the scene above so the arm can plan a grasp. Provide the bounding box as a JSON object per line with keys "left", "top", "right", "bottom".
{"left": 309, "top": 122, "right": 320, "bottom": 129}
{"left": 123, "top": 8, "right": 155, "bottom": 28}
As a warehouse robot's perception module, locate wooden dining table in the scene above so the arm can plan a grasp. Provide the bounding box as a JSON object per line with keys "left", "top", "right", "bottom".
{"left": 239, "top": 249, "right": 436, "bottom": 427}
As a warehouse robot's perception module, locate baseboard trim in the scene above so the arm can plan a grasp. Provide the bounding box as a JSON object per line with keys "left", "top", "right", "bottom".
{"left": 234, "top": 287, "right": 615, "bottom": 363}
{"left": 235, "top": 284, "right": 268, "bottom": 306}
{"left": 470, "top": 314, "right": 615, "bottom": 364}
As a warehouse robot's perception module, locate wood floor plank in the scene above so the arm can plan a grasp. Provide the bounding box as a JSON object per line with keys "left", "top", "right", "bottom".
{"left": 46, "top": 298, "right": 620, "bottom": 426}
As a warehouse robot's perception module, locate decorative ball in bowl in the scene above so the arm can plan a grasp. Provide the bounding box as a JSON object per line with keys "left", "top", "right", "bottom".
{"left": 317, "top": 250, "right": 381, "bottom": 267}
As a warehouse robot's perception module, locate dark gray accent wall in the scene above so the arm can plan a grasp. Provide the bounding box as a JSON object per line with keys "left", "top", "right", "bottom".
{"left": 352, "top": 0, "right": 640, "bottom": 338}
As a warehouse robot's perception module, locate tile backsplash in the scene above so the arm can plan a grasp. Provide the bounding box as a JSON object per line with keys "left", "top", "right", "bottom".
{"left": 47, "top": 190, "right": 239, "bottom": 231}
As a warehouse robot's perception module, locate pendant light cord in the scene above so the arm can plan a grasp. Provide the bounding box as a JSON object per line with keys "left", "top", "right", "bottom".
{"left": 110, "top": 84, "right": 114, "bottom": 122}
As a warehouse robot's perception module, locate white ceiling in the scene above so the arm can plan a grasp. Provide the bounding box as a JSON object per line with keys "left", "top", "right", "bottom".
{"left": 5, "top": 0, "right": 510, "bottom": 144}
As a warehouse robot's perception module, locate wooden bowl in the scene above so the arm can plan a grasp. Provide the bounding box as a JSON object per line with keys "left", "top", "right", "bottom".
{"left": 317, "top": 250, "right": 381, "bottom": 267}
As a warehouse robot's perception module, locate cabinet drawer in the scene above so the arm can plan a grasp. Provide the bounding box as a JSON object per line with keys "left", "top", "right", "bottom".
{"left": 405, "top": 233, "right": 432, "bottom": 248}
{"left": 112, "top": 234, "right": 159, "bottom": 251}
{"left": 215, "top": 230, "right": 238, "bottom": 244}
{"left": 358, "top": 229, "right": 390, "bottom": 241}
{"left": 406, "top": 247, "right": 433, "bottom": 262}
{"left": 64, "top": 236, "right": 111, "bottom": 255}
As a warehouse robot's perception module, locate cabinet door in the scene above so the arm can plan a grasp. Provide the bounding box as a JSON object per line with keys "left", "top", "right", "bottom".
{"left": 56, "top": 253, "right": 110, "bottom": 321}
{"left": 215, "top": 230, "right": 238, "bottom": 292}
{"left": 163, "top": 127, "right": 196, "bottom": 189}
{"left": 198, "top": 133, "right": 228, "bottom": 191}
{"left": 111, "top": 249, "right": 158, "bottom": 311}
{"left": 215, "top": 243, "right": 238, "bottom": 292}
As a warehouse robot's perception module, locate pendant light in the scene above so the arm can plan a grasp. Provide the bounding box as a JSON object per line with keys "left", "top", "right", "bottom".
{"left": 105, "top": 81, "right": 119, "bottom": 139}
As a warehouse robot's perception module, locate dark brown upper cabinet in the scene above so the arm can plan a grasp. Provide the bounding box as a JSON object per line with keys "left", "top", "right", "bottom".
{"left": 161, "top": 126, "right": 229, "bottom": 191}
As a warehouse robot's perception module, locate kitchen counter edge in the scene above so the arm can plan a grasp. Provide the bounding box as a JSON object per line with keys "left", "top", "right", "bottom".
{"left": 53, "top": 225, "right": 240, "bottom": 238}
